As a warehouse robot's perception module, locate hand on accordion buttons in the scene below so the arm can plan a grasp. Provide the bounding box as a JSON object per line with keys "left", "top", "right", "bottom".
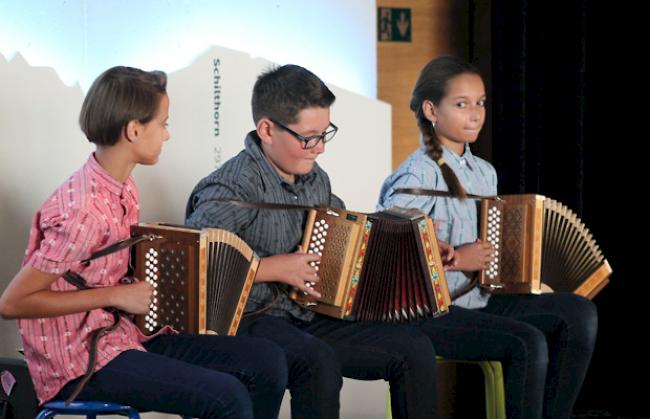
{"left": 436, "top": 240, "right": 459, "bottom": 271}
{"left": 110, "top": 279, "right": 153, "bottom": 315}
{"left": 259, "top": 252, "right": 322, "bottom": 298}
{"left": 297, "top": 267, "right": 322, "bottom": 299}
{"left": 453, "top": 239, "right": 494, "bottom": 272}
{"left": 289, "top": 251, "right": 322, "bottom": 299}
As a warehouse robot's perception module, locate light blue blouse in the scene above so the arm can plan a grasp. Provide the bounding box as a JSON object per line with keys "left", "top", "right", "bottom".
{"left": 377, "top": 142, "right": 498, "bottom": 309}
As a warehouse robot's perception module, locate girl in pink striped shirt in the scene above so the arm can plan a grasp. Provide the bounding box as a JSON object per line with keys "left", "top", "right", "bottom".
{"left": 0, "top": 66, "right": 287, "bottom": 419}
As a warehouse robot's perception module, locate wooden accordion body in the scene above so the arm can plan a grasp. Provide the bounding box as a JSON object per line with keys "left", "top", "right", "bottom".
{"left": 479, "top": 194, "right": 611, "bottom": 298}
{"left": 130, "top": 223, "right": 259, "bottom": 335}
{"left": 291, "top": 208, "right": 451, "bottom": 321}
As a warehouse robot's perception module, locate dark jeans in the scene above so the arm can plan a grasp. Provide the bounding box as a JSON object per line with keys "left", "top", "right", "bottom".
{"left": 57, "top": 334, "right": 288, "bottom": 419}
{"left": 415, "top": 293, "right": 598, "bottom": 419}
{"left": 238, "top": 314, "right": 438, "bottom": 419}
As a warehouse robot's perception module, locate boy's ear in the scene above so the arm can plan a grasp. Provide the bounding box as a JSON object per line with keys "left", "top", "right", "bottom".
{"left": 124, "top": 120, "right": 139, "bottom": 143}
{"left": 256, "top": 118, "right": 274, "bottom": 145}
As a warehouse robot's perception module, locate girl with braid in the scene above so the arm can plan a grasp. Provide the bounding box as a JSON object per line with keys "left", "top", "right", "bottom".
{"left": 378, "top": 56, "right": 598, "bottom": 419}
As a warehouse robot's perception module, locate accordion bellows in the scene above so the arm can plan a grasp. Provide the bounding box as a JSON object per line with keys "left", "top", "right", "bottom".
{"left": 479, "top": 194, "right": 612, "bottom": 298}
{"left": 130, "top": 223, "right": 259, "bottom": 335}
{"left": 292, "top": 208, "right": 451, "bottom": 321}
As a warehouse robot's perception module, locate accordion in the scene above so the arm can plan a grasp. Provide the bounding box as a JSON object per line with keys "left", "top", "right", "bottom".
{"left": 478, "top": 194, "right": 611, "bottom": 298}
{"left": 130, "top": 223, "right": 259, "bottom": 335}
{"left": 291, "top": 208, "right": 451, "bottom": 321}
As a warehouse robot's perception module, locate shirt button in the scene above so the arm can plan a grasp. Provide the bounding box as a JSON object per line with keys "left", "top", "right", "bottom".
{"left": 293, "top": 195, "right": 298, "bottom": 200}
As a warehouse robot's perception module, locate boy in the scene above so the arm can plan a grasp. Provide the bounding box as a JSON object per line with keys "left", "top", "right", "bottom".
{"left": 186, "top": 64, "right": 439, "bottom": 418}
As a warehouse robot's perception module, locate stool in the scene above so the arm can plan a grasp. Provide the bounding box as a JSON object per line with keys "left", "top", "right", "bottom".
{"left": 36, "top": 400, "right": 194, "bottom": 418}
{"left": 446, "top": 359, "right": 506, "bottom": 419}
{"left": 386, "top": 358, "right": 506, "bottom": 419}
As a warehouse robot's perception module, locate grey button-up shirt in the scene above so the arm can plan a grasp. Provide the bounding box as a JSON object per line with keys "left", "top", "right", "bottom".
{"left": 377, "top": 143, "right": 498, "bottom": 309}
{"left": 185, "top": 131, "right": 344, "bottom": 321}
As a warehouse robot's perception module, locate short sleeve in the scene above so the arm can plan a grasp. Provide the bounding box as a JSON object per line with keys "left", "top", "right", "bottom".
{"left": 24, "top": 204, "right": 100, "bottom": 275}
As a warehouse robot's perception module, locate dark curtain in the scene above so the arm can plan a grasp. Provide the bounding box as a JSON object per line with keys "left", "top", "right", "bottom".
{"left": 486, "top": 0, "right": 640, "bottom": 416}
{"left": 491, "top": 0, "right": 586, "bottom": 207}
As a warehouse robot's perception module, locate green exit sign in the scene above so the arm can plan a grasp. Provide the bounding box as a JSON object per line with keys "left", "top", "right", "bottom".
{"left": 378, "top": 7, "right": 412, "bottom": 42}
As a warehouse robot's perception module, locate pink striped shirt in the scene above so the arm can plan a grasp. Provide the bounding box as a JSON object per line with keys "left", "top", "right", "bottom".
{"left": 17, "top": 154, "right": 155, "bottom": 404}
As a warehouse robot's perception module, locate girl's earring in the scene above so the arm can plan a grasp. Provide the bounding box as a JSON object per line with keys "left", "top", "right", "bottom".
{"left": 431, "top": 121, "right": 436, "bottom": 129}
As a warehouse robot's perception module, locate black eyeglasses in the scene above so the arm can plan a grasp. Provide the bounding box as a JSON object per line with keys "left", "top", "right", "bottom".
{"left": 270, "top": 119, "right": 338, "bottom": 149}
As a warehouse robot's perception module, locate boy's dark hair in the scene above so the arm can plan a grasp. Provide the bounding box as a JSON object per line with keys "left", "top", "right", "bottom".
{"left": 411, "top": 56, "right": 482, "bottom": 199}
{"left": 251, "top": 64, "right": 335, "bottom": 125}
{"left": 79, "top": 66, "right": 167, "bottom": 146}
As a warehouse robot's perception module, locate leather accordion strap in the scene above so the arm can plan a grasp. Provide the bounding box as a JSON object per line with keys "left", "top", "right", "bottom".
{"left": 62, "top": 270, "right": 124, "bottom": 405}
{"left": 202, "top": 198, "right": 327, "bottom": 211}
{"left": 61, "top": 233, "right": 155, "bottom": 405}
{"left": 393, "top": 188, "right": 492, "bottom": 201}
{"left": 80, "top": 234, "right": 152, "bottom": 265}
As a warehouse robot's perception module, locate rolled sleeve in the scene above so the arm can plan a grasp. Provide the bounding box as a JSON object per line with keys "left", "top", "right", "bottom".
{"left": 24, "top": 206, "right": 99, "bottom": 275}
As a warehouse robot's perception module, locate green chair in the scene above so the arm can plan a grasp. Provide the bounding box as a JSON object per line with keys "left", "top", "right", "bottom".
{"left": 386, "top": 358, "right": 506, "bottom": 419}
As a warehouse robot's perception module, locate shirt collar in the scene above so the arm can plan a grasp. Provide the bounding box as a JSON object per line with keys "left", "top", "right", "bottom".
{"left": 243, "top": 130, "right": 318, "bottom": 186}
{"left": 442, "top": 143, "right": 475, "bottom": 170}
{"left": 418, "top": 139, "right": 476, "bottom": 169}
{"left": 85, "top": 153, "right": 134, "bottom": 198}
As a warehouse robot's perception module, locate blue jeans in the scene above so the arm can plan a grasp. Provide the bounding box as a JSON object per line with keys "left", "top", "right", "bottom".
{"left": 57, "top": 334, "right": 288, "bottom": 419}
{"left": 238, "top": 314, "right": 438, "bottom": 419}
{"left": 415, "top": 293, "right": 598, "bottom": 419}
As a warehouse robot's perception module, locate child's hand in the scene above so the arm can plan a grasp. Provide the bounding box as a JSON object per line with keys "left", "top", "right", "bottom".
{"left": 110, "top": 280, "right": 153, "bottom": 315}
{"left": 453, "top": 239, "right": 493, "bottom": 272}
{"left": 436, "top": 240, "right": 459, "bottom": 270}
{"left": 258, "top": 252, "right": 322, "bottom": 298}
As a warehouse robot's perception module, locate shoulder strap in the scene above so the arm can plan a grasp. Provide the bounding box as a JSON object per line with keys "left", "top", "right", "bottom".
{"left": 393, "top": 187, "right": 493, "bottom": 201}
{"left": 200, "top": 198, "right": 337, "bottom": 212}
{"left": 79, "top": 234, "right": 154, "bottom": 265}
